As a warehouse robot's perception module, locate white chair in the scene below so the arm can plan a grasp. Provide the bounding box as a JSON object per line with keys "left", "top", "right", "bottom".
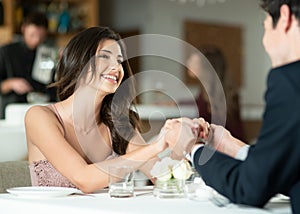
{"left": 0, "top": 103, "right": 51, "bottom": 162}
{"left": 0, "top": 124, "right": 27, "bottom": 162}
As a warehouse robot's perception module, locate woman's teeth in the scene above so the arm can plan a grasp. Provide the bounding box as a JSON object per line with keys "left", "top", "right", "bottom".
{"left": 102, "top": 74, "right": 117, "bottom": 82}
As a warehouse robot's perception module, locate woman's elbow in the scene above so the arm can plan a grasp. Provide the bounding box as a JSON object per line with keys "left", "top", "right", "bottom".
{"left": 71, "top": 168, "right": 108, "bottom": 193}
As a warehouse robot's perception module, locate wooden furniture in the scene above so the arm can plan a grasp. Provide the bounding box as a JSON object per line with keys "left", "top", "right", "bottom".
{"left": 0, "top": 0, "right": 99, "bottom": 48}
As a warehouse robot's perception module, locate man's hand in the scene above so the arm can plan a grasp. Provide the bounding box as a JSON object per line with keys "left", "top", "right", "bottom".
{"left": 209, "top": 124, "right": 246, "bottom": 158}
{"left": 1, "top": 78, "right": 33, "bottom": 94}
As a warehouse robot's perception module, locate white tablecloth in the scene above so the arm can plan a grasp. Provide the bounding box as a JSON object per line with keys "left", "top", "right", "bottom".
{"left": 0, "top": 190, "right": 291, "bottom": 214}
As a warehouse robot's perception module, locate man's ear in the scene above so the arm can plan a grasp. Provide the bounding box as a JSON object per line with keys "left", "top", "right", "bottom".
{"left": 280, "top": 4, "right": 292, "bottom": 32}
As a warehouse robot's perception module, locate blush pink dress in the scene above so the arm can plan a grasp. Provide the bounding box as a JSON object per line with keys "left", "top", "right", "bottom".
{"left": 29, "top": 104, "right": 118, "bottom": 188}
{"left": 29, "top": 159, "right": 76, "bottom": 188}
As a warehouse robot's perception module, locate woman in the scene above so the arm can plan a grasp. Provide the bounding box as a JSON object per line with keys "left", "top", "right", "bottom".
{"left": 25, "top": 26, "right": 207, "bottom": 193}
{"left": 186, "top": 46, "right": 245, "bottom": 142}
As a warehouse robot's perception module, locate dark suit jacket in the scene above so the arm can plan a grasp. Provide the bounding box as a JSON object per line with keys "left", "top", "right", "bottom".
{"left": 194, "top": 60, "right": 300, "bottom": 213}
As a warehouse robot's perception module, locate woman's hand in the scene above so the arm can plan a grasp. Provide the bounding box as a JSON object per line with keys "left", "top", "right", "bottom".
{"left": 162, "top": 117, "right": 209, "bottom": 159}
{"left": 153, "top": 119, "right": 178, "bottom": 153}
{"left": 192, "top": 118, "right": 210, "bottom": 143}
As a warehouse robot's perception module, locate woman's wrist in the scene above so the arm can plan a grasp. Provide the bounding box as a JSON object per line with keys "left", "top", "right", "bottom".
{"left": 151, "top": 136, "right": 168, "bottom": 155}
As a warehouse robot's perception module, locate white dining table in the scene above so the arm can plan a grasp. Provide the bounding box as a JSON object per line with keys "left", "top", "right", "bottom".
{"left": 0, "top": 188, "right": 291, "bottom": 214}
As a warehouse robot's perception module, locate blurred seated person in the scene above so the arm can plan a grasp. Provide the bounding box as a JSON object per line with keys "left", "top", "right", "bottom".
{"left": 185, "top": 46, "right": 246, "bottom": 142}
{"left": 0, "top": 12, "right": 57, "bottom": 119}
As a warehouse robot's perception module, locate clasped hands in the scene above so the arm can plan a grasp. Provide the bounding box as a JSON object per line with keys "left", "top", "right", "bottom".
{"left": 159, "top": 117, "right": 239, "bottom": 160}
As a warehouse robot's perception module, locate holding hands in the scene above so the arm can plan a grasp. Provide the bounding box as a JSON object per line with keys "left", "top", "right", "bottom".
{"left": 162, "top": 117, "right": 210, "bottom": 159}
{"left": 161, "top": 117, "right": 246, "bottom": 159}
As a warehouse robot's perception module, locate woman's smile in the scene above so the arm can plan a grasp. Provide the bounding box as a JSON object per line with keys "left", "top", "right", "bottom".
{"left": 100, "top": 73, "right": 118, "bottom": 84}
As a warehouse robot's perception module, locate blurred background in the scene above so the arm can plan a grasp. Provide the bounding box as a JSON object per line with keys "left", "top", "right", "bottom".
{"left": 0, "top": 0, "right": 267, "bottom": 161}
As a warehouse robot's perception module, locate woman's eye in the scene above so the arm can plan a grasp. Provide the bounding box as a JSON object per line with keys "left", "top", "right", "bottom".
{"left": 97, "top": 54, "right": 110, "bottom": 60}
{"left": 117, "top": 59, "right": 123, "bottom": 64}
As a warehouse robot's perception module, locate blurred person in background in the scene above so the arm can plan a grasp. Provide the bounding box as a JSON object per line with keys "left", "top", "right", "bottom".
{"left": 186, "top": 46, "right": 245, "bottom": 142}
{"left": 0, "top": 12, "right": 56, "bottom": 119}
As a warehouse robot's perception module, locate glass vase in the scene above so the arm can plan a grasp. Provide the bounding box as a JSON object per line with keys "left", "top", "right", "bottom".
{"left": 153, "top": 179, "right": 185, "bottom": 199}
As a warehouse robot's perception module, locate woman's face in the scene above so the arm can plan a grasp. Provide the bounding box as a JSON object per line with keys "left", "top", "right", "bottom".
{"left": 93, "top": 39, "right": 125, "bottom": 94}
{"left": 186, "top": 53, "right": 202, "bottom": 79}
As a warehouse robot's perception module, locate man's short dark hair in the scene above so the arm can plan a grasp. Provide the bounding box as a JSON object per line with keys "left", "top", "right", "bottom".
{"left": 260, "top": 0, "right": 300, "bottom": 27}
{"left": 22, "top": 12, "right": 48, "bottom": 29}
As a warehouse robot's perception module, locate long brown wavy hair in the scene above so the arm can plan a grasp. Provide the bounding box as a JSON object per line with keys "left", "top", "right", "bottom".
{"left": 50, "top": 26, "right": 140, "bottom": 155}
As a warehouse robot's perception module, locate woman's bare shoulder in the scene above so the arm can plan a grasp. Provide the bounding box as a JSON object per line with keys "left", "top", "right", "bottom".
{"left": 25, "top": 105, "right": 58, "bottom": 126}
{"left": 26, "top": 105, "right": 54, "bottom": 118}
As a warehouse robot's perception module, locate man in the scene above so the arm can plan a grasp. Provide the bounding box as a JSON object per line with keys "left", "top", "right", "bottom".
{"left": 0, "top": 12, "right": 56, "bottom": 119}
{"left": 164, "top": 0, "right": 300, "bottom": 213}
{"left": 187, "top": 1, "right": 300, "bottom": 213}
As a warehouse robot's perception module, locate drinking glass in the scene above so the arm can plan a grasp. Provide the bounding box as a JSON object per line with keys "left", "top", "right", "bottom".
{"left": 109, "top": 166, "right": 134, "bottom": 198}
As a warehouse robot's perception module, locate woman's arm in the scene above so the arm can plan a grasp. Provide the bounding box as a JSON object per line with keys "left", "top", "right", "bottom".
{"left": 124, "top": 118, "right": 206, "bottom": 182}
{"left": 25, "top": 106, "right": 168, "bottom": 193}
{"left": 125, "top": 131, "right": 163, "bottom": 182}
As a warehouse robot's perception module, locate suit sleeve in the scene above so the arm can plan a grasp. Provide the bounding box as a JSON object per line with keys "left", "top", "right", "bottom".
{"left": 194, "top": 70, "right": 300, "bottom": 207}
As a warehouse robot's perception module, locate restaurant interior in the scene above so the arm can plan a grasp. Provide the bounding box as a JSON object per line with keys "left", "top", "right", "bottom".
{"left": 0, "top": 0, "right": 266, "bottom": 160}
{"left": 0, "top": 0, "right": 292, "bottom": 213}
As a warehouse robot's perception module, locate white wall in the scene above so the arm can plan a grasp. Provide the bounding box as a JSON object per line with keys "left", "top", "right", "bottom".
{"left": 100, "top": 0, "right": 271, "bottom": 108}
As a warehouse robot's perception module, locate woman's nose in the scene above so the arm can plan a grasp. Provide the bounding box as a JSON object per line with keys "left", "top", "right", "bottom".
{"left": 109, "top": 60, "right": 120, "bottom": 70}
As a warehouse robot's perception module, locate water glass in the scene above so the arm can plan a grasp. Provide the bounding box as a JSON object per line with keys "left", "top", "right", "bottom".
{"left": 184, "top": 178, "right": 212, "bottom": 201}
{"left": 109, "top": 166, "right": 134, "bottom": 198}
{"left": 153, "top": 179, "right": 185, "bottom": 199}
